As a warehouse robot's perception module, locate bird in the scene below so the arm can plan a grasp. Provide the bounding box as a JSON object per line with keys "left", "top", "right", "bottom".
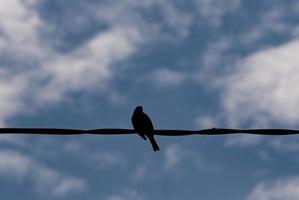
{"left": 131, "top": 106, "right": 160, "bottom": 151}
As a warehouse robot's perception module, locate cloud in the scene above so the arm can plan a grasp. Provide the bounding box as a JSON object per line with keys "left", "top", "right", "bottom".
{"left": 0, "top": 0, "right": 144, "bottom": 124}
{"left": 163, "top": 144, "right": 220, "bottom": 172}
{"left": 194, "top": 115, "right": 218, "bottom": 129}
{"left": 93, "top": 0, "right": 193, "bottom": 40}
{"left": 0, "top": 134, "right": 26, "bottom": 146}
{"left": 0, "top": 72, "right": 28, "bottom": 126}
{"left": 148, "top": 68, "right": 187, "bottom": 88}
{"left": 0, "top": 150, "right": 87, "bottom": 196}
{"left": 225, "top": 135, "right": 263, "bottom": 147}
{"left": 268, "top": 138, "right": 299, "bottom": 152}
{"left": 0, "top": 150, "right": 31, "bottom": 178}
{"left": 224, "top": 133, "right": 299, "bottom": 156}
{"left": 45, "top": 176, "right": 86, "bottom": 197}
{"left": 0, "top": 0, "right": 210, "bottom": 126}
{"left": 131, "top": 143, "right": 220, "bottom": 184}
{"left": 0, "top": 0, "right": 44, "bottom": 58}
{"left": 105, "top": 189, "right": 144, "bottom": 200}
{"left": 248, "top": 177, "right": 299, "bottom": 200}
{"left": 37, "top": 26, "right": 141, "bottom": 103}
{"left": 195, "top": 0, "right": 241, "bottom": 27}
{"left": 0, "top": 0, "right": 248, "bottom": 125}
{"left": 131, "top": 165, "right": 147, "bottom": 182}
{"left": 222, "top": 39, "right": 299, "bottom": 127}
{"left": 240, "top": 2, "right": 299, "bottom": 46}
{"left": 200, "top": 37, "right": 233, "bottom": 70}
{"left": 64, "top": 141, "right": 126, "bottom": 169}
{"left": 164, "top": 144, "right": 184, "bottom": 170}
{"left": 241, "top": 6, "right": 287, "bottom": 46}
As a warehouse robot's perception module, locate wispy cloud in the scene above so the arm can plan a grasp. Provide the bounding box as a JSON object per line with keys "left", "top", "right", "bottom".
{"left": 0, "top": 0, "right": 44, "bottom": 58}
{"left": 105, "top": 189, "right": 144, "bottom": 200}
{"left": 268, "top": 138, "right": 299, "bottom": 152}
{"left": 64, "top": 141, "right": 126, "bottom": 169}
{"left": 225, "top": 135, "right": 263, "bottom": 147}
{"left": 241, "top": 2, "right": 299, "bottom": 46}
{"left": 131, "top": 143, "right": 221, "bottom": 184}
{"left": 164, "top": 144, "right": 185, "bottom": 170}
{"left": 0, "top": 72, "right": 28, "bottom": 126}
{"left": 37, "top": 26, "right": 141, "bottom": 104}
{"left": 194, "top": 115, "right": 219, "bottom": 129}
{"left": 0, "top": 0, "right": 250, "bottom": 126}
{"left": 0, "top": 149, "right": 87, "bottom": 196}
{"left": 248, "top": 176, "right": 299, "bottom": 200}
{"left": 163, "top": 144, "right": 220, "bottom": 172}
{"left": 195, "top": 0, "right": 241, "bottom": 27}
{"left": 147, "top": 68, "right": 188, "bottom": 88}
{"left": 0, "top": 0, "right": 143, "bottom": 125}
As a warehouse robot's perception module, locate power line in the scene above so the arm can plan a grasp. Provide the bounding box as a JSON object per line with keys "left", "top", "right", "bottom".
{"left": 0, "top": 128, "right": 298, "bottom": 136}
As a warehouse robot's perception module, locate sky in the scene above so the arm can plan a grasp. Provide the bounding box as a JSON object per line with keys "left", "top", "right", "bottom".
{"left": 1, "top": 0, "right": 299, "bottom": 199}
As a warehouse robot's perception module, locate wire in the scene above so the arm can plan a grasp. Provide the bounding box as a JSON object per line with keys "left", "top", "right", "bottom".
{"left": 0, "top": 128, "right": 297, "bottom": 136}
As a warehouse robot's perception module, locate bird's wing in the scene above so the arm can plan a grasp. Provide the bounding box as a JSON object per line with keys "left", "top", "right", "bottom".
{"left": 142, "top": 113, "right": 154, "bottom": 130}
{"left": 131, "top": 114, "right": 147, "bottom": 140}
{"left": 131, "top": 114, "right": 142, "bottom": 129}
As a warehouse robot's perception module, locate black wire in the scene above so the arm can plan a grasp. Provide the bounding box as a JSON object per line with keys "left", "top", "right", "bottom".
{"left": 0, "top": 128, "right": 298, "bottom": 136}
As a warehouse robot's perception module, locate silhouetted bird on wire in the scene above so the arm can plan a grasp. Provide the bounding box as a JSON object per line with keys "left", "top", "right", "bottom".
{"left": 131, "top": 106, "right": 160, "bottom": 151}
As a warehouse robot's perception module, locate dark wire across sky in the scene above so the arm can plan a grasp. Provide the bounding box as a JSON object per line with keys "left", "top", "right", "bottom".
{"left": 0, "top": 128, "right": 298, "bottom": 135}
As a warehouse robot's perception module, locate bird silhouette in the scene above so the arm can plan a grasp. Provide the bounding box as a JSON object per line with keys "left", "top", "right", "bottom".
{"left": 131, "top": 106, "right": 160, "bottom": 151}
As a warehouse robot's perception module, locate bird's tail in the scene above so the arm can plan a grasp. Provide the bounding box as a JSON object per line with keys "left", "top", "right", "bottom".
{"left": 148, "top": 136, "right": 160, "bottom": 151}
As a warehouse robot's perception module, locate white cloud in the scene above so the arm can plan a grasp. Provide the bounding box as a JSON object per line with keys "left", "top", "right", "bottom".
{"left": 148, "top": 68, "right": 187, "bottom": 87}
{"left": 194, "top": 116, "right": 217, "bottom": 129}
{"left": 201, "top": 38, "right": 232, "bottom": 69}
{"left": 0, "top": 150, "right": 87, "bottom": 196}
{"left": 268, "top": 138, "right": 299, "bottom": 152}
{"left": 131, "top": 143, "right": 220, "bottom": 183}
{"left": 0, "top": 150, "right": 31, "bottom": 178}
{"left": 164, "top": 144, "right": 184, "bottom": 170}
{"left": 50, "top": 177, "right": 86, "bottom": 197}
{"left": 197, "top": 37, "right": 236, "bottom": 88}
{"left": 225, "top": 135, "right": 263, "bottom": 147}
{"left": 132, "top": 144, "right": 195, "bottom": 181}
{"left": 0, "top": 0, "right": 245, "bottom": 125}
{"left": 156, "top": 1, "right": 193, "bottom": 39}
{"left": 0, "top": 0, "right": 49, "bottom": 124}
{"left": 241, "top": 7, "right": 287, "bottom": 46}
{"left": 37, "top": 27, "right": 141, "bottom": 104}
{"left": 0, "top": 0, "right": 208, "bottom": 126}
{"left": 240, "top": 2, "right": 299, "bottom": 46}
{"left": 224, "top": 132, "right": 299, "bottom": 155}
{"left": 64, "top": 141, "right": 126, "bottom": 169}
{"left": 163, "top": 144, "right": 219, "bottom": 172}
{"left": 0, "top": 0, "right": 42, "bottom": 54}
{"left": 92, "top": 151, "right": 126, "bottom": 169}
{"left": 222, "top": 39, "right": 299, "bottom": 127}
{"left": 248, "top": 177, "right": 299, "bottom": 200}
{"left": 94, "top": 0, "right": 193, "bottom": 39}
{"left": 0, "top": 135, "right": 25, "bottom": 146}
{"left": 195, "top": 0, "right": 241, "bottom": 27}
{"left": 0, "top": 0, "right": 143, "bottom": 124}
{"left": 0, "top": 74, "right": 27, "bottom": 126}
{"left": 106, "top": 189, "right": 144, "bottom": 200}
{"left": 221, "top": 39, "right": 299, "bottom": 152}
{"left": 131, "top": 165, "right": 147, "bottom": 182}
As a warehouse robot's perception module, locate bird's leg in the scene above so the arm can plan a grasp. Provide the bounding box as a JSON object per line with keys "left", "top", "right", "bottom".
{"left": 138, "top": 133, "right": 147, "bottom": 140}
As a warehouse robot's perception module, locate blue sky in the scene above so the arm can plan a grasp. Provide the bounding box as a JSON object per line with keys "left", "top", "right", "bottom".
{"left": 1, "top": 0, "right": 299, "bottom": 199}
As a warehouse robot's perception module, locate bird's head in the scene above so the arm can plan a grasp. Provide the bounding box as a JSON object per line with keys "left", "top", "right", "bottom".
{"left": 134, "top": 106, "right": 143, "bottom": 113}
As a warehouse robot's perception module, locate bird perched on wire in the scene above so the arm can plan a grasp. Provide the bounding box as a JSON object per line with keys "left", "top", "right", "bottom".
{"left": 131, "top": 106, "right": 160, "bottom": 151}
